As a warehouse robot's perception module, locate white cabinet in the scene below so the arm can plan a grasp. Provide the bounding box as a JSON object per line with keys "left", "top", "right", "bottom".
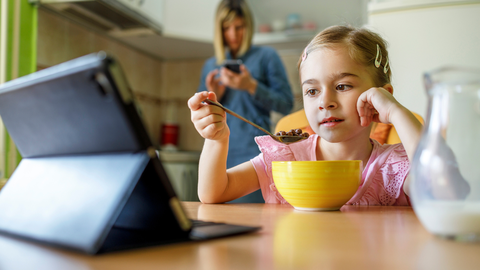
{"left": 158, "top": 151, "right": 201, "bottom": 201}
{"left": 162, "top": 0, "right": 220, "bottom": 42}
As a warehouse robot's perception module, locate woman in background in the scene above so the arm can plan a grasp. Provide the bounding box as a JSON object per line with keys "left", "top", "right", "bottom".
{"left": 197, "top": 0, "right": 294, "bottom": 202}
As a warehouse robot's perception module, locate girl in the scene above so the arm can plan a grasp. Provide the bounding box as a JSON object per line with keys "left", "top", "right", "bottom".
{"left": 188, "top": 25, "right": 423, "bottom": 206}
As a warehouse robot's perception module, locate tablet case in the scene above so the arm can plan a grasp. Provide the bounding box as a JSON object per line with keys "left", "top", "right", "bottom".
{"left": 0, "top": 53, "right": 193, "bottom": 254}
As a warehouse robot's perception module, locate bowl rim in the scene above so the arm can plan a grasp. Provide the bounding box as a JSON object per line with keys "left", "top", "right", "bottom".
{"left": 272, "top": 160, "right": 362, "bottom": 164}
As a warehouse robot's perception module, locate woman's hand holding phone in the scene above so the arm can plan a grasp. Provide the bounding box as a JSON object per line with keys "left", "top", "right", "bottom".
{"left": 223, "top": 59, "right": 242, "bottom": 73}
{"left": 205, "top": 69, "right": 226, "bottom": 100}
{"left": 220, "top": 64, "right": 258, "bottom": 95}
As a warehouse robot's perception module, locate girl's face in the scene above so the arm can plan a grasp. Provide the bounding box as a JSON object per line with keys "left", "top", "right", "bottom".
{"left": 222, "top": 16, "right": 245, "bottom": 55}
{"left": 300, "top": 45, "right": 376, "bottom": 143}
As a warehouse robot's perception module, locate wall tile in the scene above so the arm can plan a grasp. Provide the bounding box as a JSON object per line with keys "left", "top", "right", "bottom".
{"left": 37, "top": 10, "right": 68, "bottom": 67}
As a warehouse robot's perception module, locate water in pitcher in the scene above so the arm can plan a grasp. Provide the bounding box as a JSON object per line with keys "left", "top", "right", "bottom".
{"left": 410, "top": 66, "right": 480, "bottom": 241}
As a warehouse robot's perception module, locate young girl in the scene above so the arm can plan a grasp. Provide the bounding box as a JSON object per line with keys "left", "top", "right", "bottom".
{"left": 188, "top": 25, "right": 423, "bottom": 206}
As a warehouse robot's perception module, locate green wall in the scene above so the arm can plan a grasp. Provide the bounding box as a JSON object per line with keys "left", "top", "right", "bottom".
{"left": 0, "top": 0, "right": 37, "bottom": 180}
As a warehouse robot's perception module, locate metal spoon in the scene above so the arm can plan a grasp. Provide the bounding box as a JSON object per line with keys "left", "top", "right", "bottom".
{"left": 203, "top": 99, "right": 307, "bottom": 144}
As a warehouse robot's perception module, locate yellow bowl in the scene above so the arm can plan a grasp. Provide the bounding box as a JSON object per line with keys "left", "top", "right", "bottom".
{"left": 272, "top": 160, "right": 362, "bottom": 211}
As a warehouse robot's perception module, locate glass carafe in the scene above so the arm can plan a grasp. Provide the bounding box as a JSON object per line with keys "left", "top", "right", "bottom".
{"left": 410, "top": 67, "right": 480, "bottom": 241}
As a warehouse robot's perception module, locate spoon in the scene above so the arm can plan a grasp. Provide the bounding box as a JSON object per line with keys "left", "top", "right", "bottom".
{"left": 203, "top": 99, "right": 307, "bottom": 144}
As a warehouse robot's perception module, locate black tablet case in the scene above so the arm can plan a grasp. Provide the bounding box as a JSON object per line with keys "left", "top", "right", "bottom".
{"left": 0, "top": 53, "right": 193, "bottom": 254}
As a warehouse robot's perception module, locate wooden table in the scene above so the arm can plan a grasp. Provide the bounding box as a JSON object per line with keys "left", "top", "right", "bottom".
{"left": 0, "top": 202, "right": 479, "bottom": 270}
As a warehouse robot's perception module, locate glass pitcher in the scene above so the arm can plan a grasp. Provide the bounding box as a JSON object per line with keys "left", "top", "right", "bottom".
{"left": 410, "top": 66, "right": 480, "bottom": 241}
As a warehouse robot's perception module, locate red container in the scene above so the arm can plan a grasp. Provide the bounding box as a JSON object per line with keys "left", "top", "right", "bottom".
{"left": 160, "top": 123, "right": 179, "bottom": 147}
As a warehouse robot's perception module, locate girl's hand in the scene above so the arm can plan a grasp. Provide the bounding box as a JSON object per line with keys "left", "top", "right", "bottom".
{"left": 205, "top": 69, "right": 226, "bottom": 100}
{"left": 188, "top": 91, "right": 230, "bottom": 141}
{"left": 219, "top": 65, "right": 257, "bottom": 95}
{"left": 357, "top": 86, "right": 423, "bottom": 197}
{"left": 356, "top": 86, "right": 399, "bottom": 127}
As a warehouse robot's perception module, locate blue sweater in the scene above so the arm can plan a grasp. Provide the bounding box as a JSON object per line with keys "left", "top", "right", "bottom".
{"left": 197, "top": 46, "right": 294, "bottom": 168}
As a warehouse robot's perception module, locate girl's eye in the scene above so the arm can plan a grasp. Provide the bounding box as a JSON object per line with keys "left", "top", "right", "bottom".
{"left": 336, "top": 84, "right": 352, "bottom": 91}
{"left": 304, "top": 89, "right": 319, "bottom": 96}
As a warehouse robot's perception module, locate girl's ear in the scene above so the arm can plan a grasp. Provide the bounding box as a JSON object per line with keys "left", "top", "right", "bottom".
{"left": 382, "top": 83, "right": 394, "bottom": 95}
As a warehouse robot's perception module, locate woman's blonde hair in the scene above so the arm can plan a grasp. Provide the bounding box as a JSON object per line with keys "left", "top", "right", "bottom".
{"left": 298, "top": 25, "right": 392, "bottom": 86}
{"left": 214, "top": 0, "right": 254, "bottom": 65}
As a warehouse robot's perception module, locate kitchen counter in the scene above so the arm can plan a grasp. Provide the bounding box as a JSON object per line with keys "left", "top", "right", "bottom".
{"left": 157, "top": 150, "right": 201, "bottom": 163}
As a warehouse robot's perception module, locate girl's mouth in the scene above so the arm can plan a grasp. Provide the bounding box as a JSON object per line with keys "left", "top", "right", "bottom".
{"left": 320, "top": 117, "right": 344, "bottom": 126}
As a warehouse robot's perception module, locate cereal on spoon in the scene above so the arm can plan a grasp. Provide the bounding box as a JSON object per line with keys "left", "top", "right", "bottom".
{"left": 275, "top": 128, "right": 310, "bottom": 138}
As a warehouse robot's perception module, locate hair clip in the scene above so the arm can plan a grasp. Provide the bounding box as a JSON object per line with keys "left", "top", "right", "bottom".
{"left": 383, "top": 57, "right": 390, "bottom": 74}
{"left": 302, "top": 48, "right": 308, "bottom": 63}
{"left": 375, "top": 44, "right": 382, "bottom": 68}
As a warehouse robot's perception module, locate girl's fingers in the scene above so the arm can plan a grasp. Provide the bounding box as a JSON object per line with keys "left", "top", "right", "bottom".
{"left": 194, "top": 107, "right": 227, "bottom": 139}
{"left": 188, "top": 91, "right": 209, "bottom": 111}
{"left": 357, "top": 93, "right": 367, "bottom": 116}
{"left": 357, "top": 92, "right": 370, "bottom": 126}
{"left": 357, "top": 89, "right": 383, "bottom": 126}
{"left": 207, "top": 91, "right": 218, "bottom": 102}
{"left": 361, "top": 107, "right": 371, "bottom": 127}
{"left": 189, "top": 92, "right": 224, "bottom": 122}
{"left": 188, "top": 91, "right": 221, "bottom": 110}
{"left": 195, "top": 111, "right": 224, "bottom": 131}
{"left": 188, "top": 90, "right": 229, "bottom": 140}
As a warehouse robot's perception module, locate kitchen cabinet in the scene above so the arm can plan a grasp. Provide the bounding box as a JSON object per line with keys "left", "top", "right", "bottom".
{"left": 158, "top": 151, "right": 201, "bottom": 201}
{"left": 162, "top": 0, "right": 219, "bottom": 43}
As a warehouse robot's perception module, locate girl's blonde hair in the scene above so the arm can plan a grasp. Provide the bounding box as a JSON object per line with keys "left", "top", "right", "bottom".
{"left": 214, "top": 0, "right": 254, "bottom": 65}
{"left": 298, "top": 25, "right": 392, "bottom": 86}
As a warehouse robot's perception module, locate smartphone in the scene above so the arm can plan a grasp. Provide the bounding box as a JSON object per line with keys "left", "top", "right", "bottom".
{"left": 223, "top": 59, "right": 242, "bottom": 73}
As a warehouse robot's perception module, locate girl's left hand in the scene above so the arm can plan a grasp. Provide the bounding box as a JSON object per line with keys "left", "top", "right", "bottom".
{"left": 219, "top": 65, "right": 257, "bottom": 95}
{"left": 356, "top": 87, "right": 400, "bottom": 127}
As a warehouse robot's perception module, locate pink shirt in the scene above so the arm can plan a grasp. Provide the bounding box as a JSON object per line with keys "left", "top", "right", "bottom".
{"left": 250, "top": 134, "right": 410, "bottom": 206}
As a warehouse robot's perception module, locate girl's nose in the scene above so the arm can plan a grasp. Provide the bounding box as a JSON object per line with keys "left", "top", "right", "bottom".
{"left": 318, "top": 90, "right": 338, "bottom": 110}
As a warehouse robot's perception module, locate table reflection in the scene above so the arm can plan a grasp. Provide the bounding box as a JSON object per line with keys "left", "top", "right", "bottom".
{"left": 273, "top": 209, "right": 357, "bottom": 269}
{"left": 416, "top": 236, "right": 480, "bottom": 270}
{"left": 0, "top": 235, "right": 89, "bottom": 270}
